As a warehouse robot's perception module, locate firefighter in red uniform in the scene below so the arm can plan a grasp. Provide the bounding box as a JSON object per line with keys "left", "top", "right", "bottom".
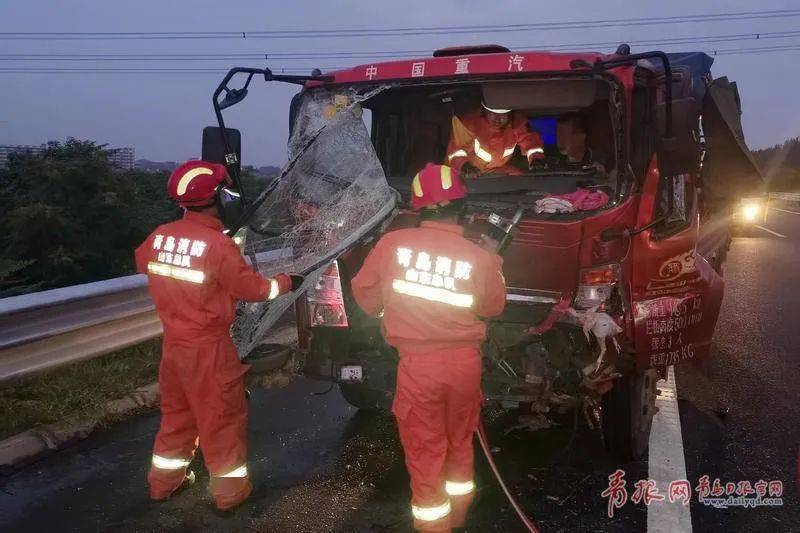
{"left": 135, "top": 161, "right": 299, "bottom": 511}
{"left": 351, "top": 163, "right": 506, "bottom": 531}
{"left": 446, "top": 102, "right": 544, "bottom": 178}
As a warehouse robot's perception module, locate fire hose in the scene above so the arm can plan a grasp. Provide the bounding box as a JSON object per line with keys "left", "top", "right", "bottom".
{"left": 476, "top": 421, "right": 541, "bottom": 533}
{"left": 475, "top": 205, "right": 541, "bottom": 533}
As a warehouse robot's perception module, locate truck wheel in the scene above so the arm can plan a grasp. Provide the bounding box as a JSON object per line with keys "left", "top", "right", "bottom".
{"left": 339, "top": 383, "right": 388, "bottom": 411}
{"left": 601, "top": 369, "right": 658, "bottom": 462}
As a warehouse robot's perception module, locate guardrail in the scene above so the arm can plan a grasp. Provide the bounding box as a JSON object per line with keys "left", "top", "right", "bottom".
{"left": 770, "top": 192, "right": 800, "bottom": 203}
{"left": 0, "top": 274, "right": 161, "bottom": 387}
{"left": 0, "top": 249, "right": 291, "bottom": 387}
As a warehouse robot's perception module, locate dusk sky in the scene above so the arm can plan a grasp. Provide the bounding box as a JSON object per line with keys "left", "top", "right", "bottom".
{"left": 1, "top": 0, "right": 798, "bottom": 166}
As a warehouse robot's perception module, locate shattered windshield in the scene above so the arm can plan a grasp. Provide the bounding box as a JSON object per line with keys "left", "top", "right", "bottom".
{"left": 232, "top": 86, "right": 396, "bottom": 357}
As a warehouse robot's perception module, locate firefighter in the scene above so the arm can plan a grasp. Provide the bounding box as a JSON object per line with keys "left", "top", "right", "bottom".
{"left": 446, "top": 102, "right": 544, "bottom": 178}
{"left": 135, "top": 160, "right": 300, "bottom": 511}
{"left": 351, "top": 163, "right": 507, "bottom": 531}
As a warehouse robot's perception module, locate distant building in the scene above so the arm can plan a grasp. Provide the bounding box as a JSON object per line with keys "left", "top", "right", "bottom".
{"left": 0, "top": 143, "right": 46, "bottom": 167}
{"left": 106, "top": 146, "right": 135, "bottom": 170}
{"left": 1, "top": 141, "right": 136, "bottom": 170}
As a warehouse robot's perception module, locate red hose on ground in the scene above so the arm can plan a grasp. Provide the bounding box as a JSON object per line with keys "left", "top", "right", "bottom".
{"left": 476, "top": 419, "right": 541, "bottom": 533}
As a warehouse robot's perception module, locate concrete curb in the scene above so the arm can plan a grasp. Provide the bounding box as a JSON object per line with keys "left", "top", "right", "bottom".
{"left": 0, "top": 382, "right": 159, "bottom": 475}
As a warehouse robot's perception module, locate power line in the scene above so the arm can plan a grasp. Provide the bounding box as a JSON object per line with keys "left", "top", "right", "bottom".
{"left": 1, "top": 30, "right": 799, "bottom": 61}
{"left": 1, "top": 43, "right": 799, "bottom": 74}
{"left": 1, "top": 10, "right": 800, "bottom": 40}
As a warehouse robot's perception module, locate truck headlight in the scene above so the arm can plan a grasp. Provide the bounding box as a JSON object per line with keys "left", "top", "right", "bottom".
{"left": 742, "top": 203, "right": 760, "bottom": 222}
{"left": 574, "top": 263, "right": 620, "bottom": 310}
{"left": 307, "top": 261, "right": 349, "bottom": 327}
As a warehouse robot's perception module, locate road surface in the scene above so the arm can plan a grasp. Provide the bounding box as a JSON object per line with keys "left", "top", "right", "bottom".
{"left": 1, "top": 200, "right": 798, "bottom": 532}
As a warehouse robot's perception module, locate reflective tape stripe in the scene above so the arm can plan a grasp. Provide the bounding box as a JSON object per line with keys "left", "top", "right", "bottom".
{"left": 268, "top": 278, "right": 280, "bottom": 300}
{"left": 448, "top": 149, "right": 468, "bottom": 161}
{"left": 440, "top": 165, "right": 453, "bottom": 190}
{"left": 152, "top": 454, "right": 191, "bottom": 470}
{"left": 176, "top": 167, "right": 214, "bottom": 196}
{"left": 502, "top": 145, "right": 517, "bottom": 159}
{"left": 392, "top": 279, "right": 474, "bottom": 308}
{"left": 481, "top": 102, "right": 511, "bottom": 114}
{"left": 474, "top": 139, "right": 493, "bottom": 163}
{"left": 217, "top": 465, "right": 248, "bottom": 478}
{"left": 446, "top": 479, "right": 476, "bottom": 496}
{"left": 412, "top": 174, "right": 424, "bottom": 197}
{"left": 412, "top": 500, "right": 451, "bottom": 521}
{"left": 147, "top": 261, "right": 205, "bottom": 284}
{"left": 526, "top": 147, "right": 544, "bottom": 158}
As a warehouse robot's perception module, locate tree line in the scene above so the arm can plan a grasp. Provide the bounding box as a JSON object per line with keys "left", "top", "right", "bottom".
{"left": 0, "top": 139, "right": 276, "bottom": 297}
{"left": 752, "top": 137, "right": 800, "bottom": 192}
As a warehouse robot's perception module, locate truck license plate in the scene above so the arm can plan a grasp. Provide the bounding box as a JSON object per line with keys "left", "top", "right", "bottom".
{"left": 340, "top": 365, "right": 363, "bottom": 382}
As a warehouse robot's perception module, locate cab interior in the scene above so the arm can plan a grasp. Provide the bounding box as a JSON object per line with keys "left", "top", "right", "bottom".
{"left": 361, "top": 77, "right": 623, "bottom": 214}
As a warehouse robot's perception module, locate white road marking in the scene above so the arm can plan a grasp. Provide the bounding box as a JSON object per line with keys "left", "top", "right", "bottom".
{"left": 754, "top": 225, "right": 786, "bottom": 238}
{"left": 647, "top": 366, "right": 692, "bottom": 533}
{"left": 770, "top": 206, "right": 800, "bottom": 216}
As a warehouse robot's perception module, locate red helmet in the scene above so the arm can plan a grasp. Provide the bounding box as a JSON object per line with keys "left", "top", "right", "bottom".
{"left": 410, "top": 163, "right": 467, "bottom": 211}
{"left": 167, "top": 160, "right": 232, "bottom": 207}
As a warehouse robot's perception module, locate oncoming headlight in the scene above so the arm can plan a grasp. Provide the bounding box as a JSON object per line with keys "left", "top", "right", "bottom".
{"left": 742, "top": 203, "right": 760, "bottom": 222}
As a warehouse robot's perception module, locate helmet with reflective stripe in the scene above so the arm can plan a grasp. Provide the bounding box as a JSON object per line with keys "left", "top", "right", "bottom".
{"left": 410, "top": 163, "right": 467, "bottom": 211}
{"left": 167, "top": 160, "right": 232, "bottom": 207}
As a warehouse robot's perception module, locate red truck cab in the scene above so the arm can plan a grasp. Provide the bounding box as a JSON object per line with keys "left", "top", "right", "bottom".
{"left": 208, "top": 45, "right": 762, "bottom": 461}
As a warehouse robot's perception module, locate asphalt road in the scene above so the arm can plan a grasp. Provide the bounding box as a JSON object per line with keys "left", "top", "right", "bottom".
{"left": 1, "top": 200, "right": 798, "bottom": 532}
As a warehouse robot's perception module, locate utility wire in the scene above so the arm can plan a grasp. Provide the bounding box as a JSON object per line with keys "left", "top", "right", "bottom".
{"left": 1, "top": 30, "right": 799, "bottom": 63}
{"left": 1, "top": 9, "right": 800, "bottom": 40}
{"left": 1, "top": 43, "right": 800, "bottom": 74}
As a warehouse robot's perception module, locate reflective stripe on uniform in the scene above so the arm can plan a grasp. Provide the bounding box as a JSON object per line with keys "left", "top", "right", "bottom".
{"left": 392, "top": 279, "right": 474, "bottom": 308}
{"left": 412, "top": 174, "right": 424, "bottom": 197}
{"left": 445, "top": 479, "right": 476, "bottom": 496}
{"left": 440, "top": 165, "right": 453, "bottom": 190}
{"left": 526, "top": 147, "right": 544, "bottom": 158}
{"left": 412, "top": 500, "right": 452, "bottom": 521}
{"left": 152, "top": 454, "right": 191, "bottom": 470}
{"left": 447, "top": 149, "right": 468, "bottom": 161}
{"left": 147, "top": 261, "right": 205, "bottom": 284}
{"left": 267, "top": 278, "right": 280, "bottom": 300}
{"left": 216, "top": 465, "right": 248, "bottom": 478}
{"left": 473, "top": 139, "right": 493, "bottom": 163}
{"left": 502, "top": 145, "right": 517, "bottom": 159}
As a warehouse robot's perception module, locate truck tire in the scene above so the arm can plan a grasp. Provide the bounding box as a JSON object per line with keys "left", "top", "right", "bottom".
{"left": 601, "top": 369, "right": 658, "bottom": 462}
{"left": 339, "top": 383, "right": 389, "bottom": 411}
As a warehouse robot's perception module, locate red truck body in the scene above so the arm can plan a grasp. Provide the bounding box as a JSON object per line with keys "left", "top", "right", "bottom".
{"left": 210, "top": 44, "right": 761, "bottom": 461}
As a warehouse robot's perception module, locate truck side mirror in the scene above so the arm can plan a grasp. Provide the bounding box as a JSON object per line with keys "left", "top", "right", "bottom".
{"left": 202, "top": 126, "right": 242, "bottom": 177}
{"left": 655, "top": 97, "right": 698, "bottom": 177}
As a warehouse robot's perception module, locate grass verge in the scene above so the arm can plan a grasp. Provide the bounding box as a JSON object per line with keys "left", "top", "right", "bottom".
{"left": 0, "top": 340, "right": 161, "bottom": 441}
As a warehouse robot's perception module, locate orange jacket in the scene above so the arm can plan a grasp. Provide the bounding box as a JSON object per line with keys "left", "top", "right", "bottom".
{"left": 351, "top": 220, "right": 507, "bottom": 355}
{"left": 446, "top": 111, "right": 544, "bottom": 175}
{"left": 135, "top": 210, "right": 281, "bottom": 342}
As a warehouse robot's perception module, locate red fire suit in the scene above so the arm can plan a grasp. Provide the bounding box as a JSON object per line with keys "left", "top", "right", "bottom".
{"left": 135, "top": 210, "right": 288, "bottom": 510}
{"left": 446, "top": 111, "right": 544, "bottom": 176}
{"left": 351, "top": 220, "right": 506, "bottom": 530}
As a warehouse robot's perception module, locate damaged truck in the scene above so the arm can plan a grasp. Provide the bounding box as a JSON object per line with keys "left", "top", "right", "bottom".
{"left": 205, "top": 45, "right": 763, "bottom": 461}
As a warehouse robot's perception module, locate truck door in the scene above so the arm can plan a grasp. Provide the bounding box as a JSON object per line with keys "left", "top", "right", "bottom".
{"left": 629, "top": 76, "right": 763, "bottom": 369}
{"left": 629, "top": 161, "right": 725, "bottom": 369}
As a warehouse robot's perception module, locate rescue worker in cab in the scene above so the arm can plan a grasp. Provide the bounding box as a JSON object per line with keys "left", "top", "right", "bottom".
{"left": 351, "top": 163, "right": 507, "bottom": 531}
{"left": 135, "top": 160, "right": 301, "bottom": 511}
{"left": 446, "top": 102, "right": 544, "bottom": 178}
